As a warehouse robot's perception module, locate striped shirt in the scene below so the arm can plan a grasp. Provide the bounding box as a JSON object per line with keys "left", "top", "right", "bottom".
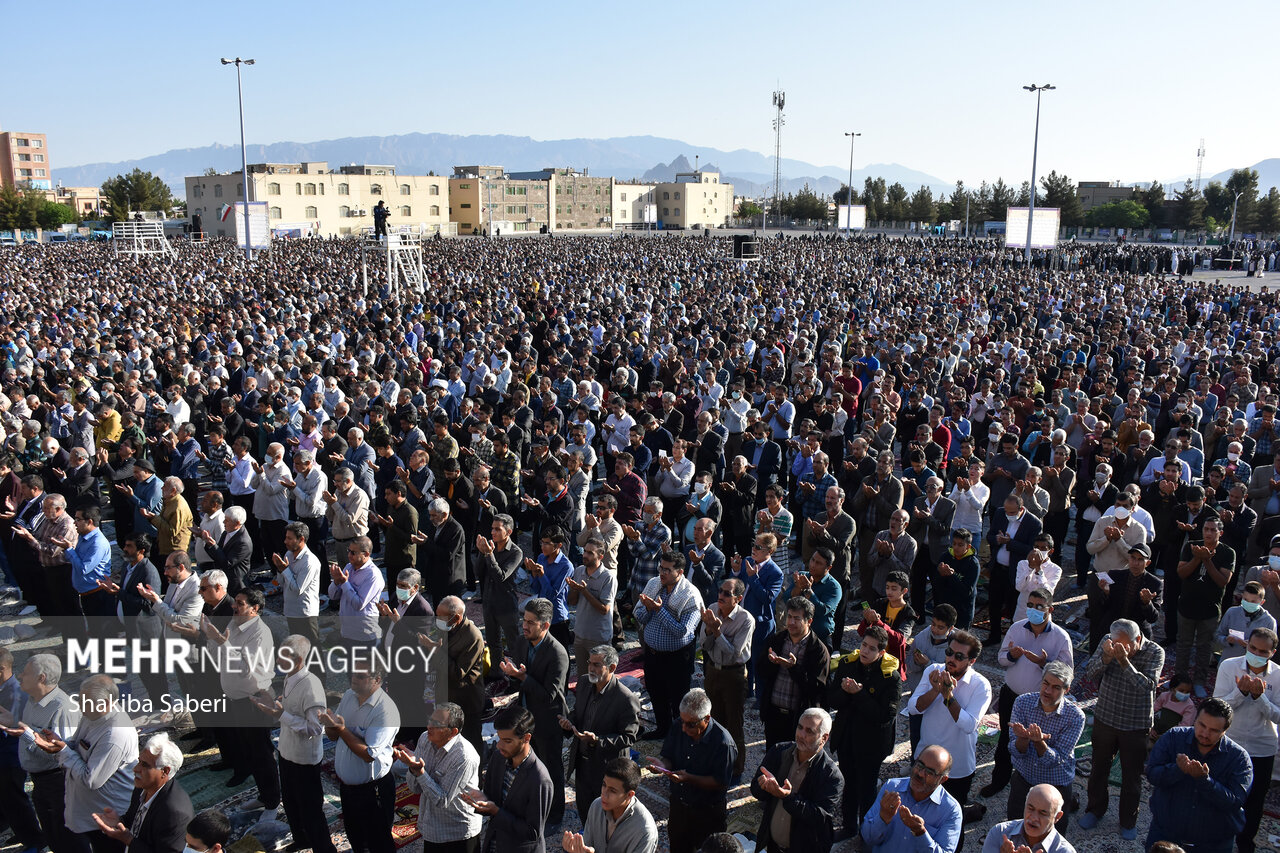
{"left": 406, "top": 731, "right": 482, "bottom": 843}
{"left": 627, "top": 521, "right": 672, "bottom": 598}
{"left": 634, "top": 575, "right": 703, "bottom": 652}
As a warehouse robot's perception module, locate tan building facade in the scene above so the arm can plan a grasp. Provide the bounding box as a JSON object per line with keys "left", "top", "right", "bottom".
{"left": 1077, "top": 181, "right": 1138, "bottom": 212}
{"left": 448, "top": 166, "right": 551, "bottom": 235}
{"left": 0, "top": 129, "right": 51, "bottom": 190}
{"left": 185, "top": 161, "right": 450, "bottom": 237}
{"left": 613, "top": 182, "right": 656, "bottom": 227}
{"left": 650, "top": 171, "right": 732, "bottom": 229}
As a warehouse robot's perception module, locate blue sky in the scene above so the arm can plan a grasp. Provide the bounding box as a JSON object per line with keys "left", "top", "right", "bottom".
{"left": 8, "top": 0, "right": 1277, "bottom": 185}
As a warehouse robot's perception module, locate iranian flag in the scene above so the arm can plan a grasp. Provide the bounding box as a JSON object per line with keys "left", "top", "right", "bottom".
{"left": 219, "top": 203, "right": 233, "bottom": 222}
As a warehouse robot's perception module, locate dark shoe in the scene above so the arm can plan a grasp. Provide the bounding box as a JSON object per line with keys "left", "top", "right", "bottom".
{"left": 225, "top": 773, "right": 251, "bottom": 787}
{"left": 209, "top": 760, "right": 232, "bottom": 771}
{"left": 638, "top": 729, "right": 666, "bottom": 741}
{"left": 961, "top": 803, "right": 986, "bottom": 824}
{"left": 979, "top": 780, "right": 1007, "bottom": 798}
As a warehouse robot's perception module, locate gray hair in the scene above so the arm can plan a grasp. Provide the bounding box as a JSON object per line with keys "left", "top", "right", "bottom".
{"left": 679, "top": 687, "right": 712, "bottom": 720}
{"left": 163, "top": 476, "right": 183, "bottom": 493}
{"left": 434, "top": 701, "right": 465, "bottom": 731}
{"left": 333, "top": 466, "right": 354, "bottom": 483}
{"left": 279, "top": 633, "right": 312, "bottom": 661}
{"left": 396, "top": 568, "right": 422, "bottom": 588}
{"left": 203, "top": 569, "right": 228, "bottom": 590}
{"left": 1042, "top": 660, "right": 1074, "bottom": 690}
{"left": 492, "top": 513, "right": 514, "bottom": 532}
{"left": 428, "top": 497, "right": 450, "bottom": 515}
{"left": 143, "top": 732, "right": 184, "bottom": 775}
{"left": 644, "top": 496, "right": 664, "bottom": 514}
{"left": 800, "top": 706, "right": 833, "bottom": 737}
{"left": 24, "top": 653, "right": 61, "bottom": 688}
{"left": 439, "top": 595, "right": 465, "bottom": 618}
{"left": 294, "top": 450, "right": 314, "bottom": 465}
{"left": 224, "top": 505, "right": 247, "bottom": 525}
{"left": 1110, "top": 618, "right": 1141, "bottom": 642}
{"left": 590, "top": 644, "right": 619, "bottom": 667}
{"left": 81, "top": 674, "right": 119, "bottom": 705}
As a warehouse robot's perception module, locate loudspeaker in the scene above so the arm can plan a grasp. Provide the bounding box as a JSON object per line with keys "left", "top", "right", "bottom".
{"left": 733, "top": 235, "right": 760, "bottom": 259}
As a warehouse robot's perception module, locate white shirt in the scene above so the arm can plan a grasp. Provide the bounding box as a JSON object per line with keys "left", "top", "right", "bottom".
{"left": 996, "top": 512, "right": 1024, "bottom": 566}
{"left": 604, "top": 411, "right": 635, "bottom": 455}
{"left": 908, "top": 663, "right": 993, "bottom": 778}
{"left": 1213, "top": 656, "right": 1280, "bottom": 757}
{"left": 949, "top": 480, "right": 990, "bottom": 534}
{"left": 281, "top": 547, "right": 322, "bottom": 618}
{"left": 195, "top": 509, "right": 225, "bottom": 565}
{"left": 292, "top": 465, "right": 328, "bottom": 519}
{"left": 214, "top": 614, "right": 275, "bottom": 699}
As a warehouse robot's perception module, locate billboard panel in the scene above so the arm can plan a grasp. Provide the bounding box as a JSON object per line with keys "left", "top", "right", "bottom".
{"left": 231, "top": 201, "right": 270, "bottom": 250}
{"left": 1004, "top": 207, "right": 1060, "bottom": 249}
{"left": 837, "top": 205, "right": 867, "bottom": 230}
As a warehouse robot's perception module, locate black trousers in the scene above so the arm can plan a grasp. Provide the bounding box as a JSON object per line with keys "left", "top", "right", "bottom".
{"left": 532, "top": 726, "right": 566, "bottom": 825}
{"left": 910, "top": 550, "right": 937, "bottom": 622}
{"left": 230, "top": 493, "right": 263, "bottom": 567}
{"left": 986, "top": 561, "right": 1012, "bottom": 641}
{"left": 989, "top": 684, "right": 1018, "bottom": 788}
{"left": 0, "top": 765, "right": 43, "bottom": 849}
{"left": 223, "top": 698, "right": 281, "bottom": 808}
{"left": 424, "top": 839, "right": 479, "bottom": 853}
{"left": 642, "top": 642, "right": 695, "bottom": 737}
{"left": 761, "top": 701, "right": 801, "bottom": 752}
{"left": 300, "top": 516, "right": 327, "bottom": 563}
{"left": 667, "top": 797, "right": 726, "bottom": 853}
{"left": 1241, "top": 754, "right": 1275, "bottom": 849}
{"left": 339, "top": 774, "right": 397, "bottom": 853}
{"left": 31, "top": 769, "right": 74, "bottom": 853}
{"left": 260, "top": 518, "right": 288, "bottom": 566}
{"left": 64, "top": 830, "right": 124, "bottom": 853}
{"left": 1043, "top": 510, "right": 1069, "bottom": 565}
{"left": 279, "top": 757, "right": 338, "bottom": 853}
{"left": 838, "top": 748, "right": 887, "bottom": 832}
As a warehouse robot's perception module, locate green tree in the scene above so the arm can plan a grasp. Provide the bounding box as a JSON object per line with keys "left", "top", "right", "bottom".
{"left": 988, "top": 178, "right": 1016, "bottom": 222}
{"left": 1226, "top": 168, "right": 1261, "bottom": 231}
{"left": 1173, "top": 180, "right": 1206, "bottom": 231}
{"left": 36, "top": 201, "right": 78, "bottom": 230}
{"left": 1258, "top": 187, "right": 1280, "bottom": 236}
{"left": 1085, "top": 199, "right": 1149, "bottom": 229}
{"left": 1203, "top": 181, "right": 1231, "bottom": 223}
{"left": 885, "top": 182, "right": 908, "bottom": 221}
{"left": 101, "top": 168, "right": 175, "bottom": 222}
{"left": 737, "top": 201, "right": 763, "bottom": 219}
{"left": 1139, "top": 181, "right": 1166, "bottom": 229}
{"left": 1039, "top": 171, "right": 1084, "bottom": 226}
{"left": 863, "top": 176, "right": 886, "bottom": 222}
{"left": 833, "top": 184, "right": 860, "bottom": 206}
{"left": 1015, "top": 181, "right": 1032, "bottom": 208}
{"left": 1204, "top": 215, "right": 1220, "bottom": 235}
{"left": 0, "top": 185, "right": 42, "bottom": 229}
{"left": 781, "top": 184, "right": 828, "bottom": 221}
{"left": 909, "top": 186, "right": 936, "bottom": 223}
{"left": 974, "top": 181, "right": 993, "bottom": 223}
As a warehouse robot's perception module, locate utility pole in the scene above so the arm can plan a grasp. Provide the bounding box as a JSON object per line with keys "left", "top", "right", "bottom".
{"left": 844, "top": 131, "right": 861, "bottom": 238}
{"left": 1022, "top": 83, "right": 1055, "bottom": 269}
{"left": 221, "top": 57, "right": 256, "bottom": 261}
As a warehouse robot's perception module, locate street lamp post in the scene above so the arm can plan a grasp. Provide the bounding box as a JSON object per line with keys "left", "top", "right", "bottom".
{"left": 1022, "top": 83, "right": 1055, "bottom": 269}
{"left": 844, "top": 131, "right": 861, "bottom": 239}
{"left": 1228, "top": 190, "right": 1244, "bottom": 269}
{"left": 221, "top": 57, "right": 255, "bottom": 261}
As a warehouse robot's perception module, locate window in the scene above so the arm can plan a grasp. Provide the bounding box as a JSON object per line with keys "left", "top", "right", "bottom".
{"left": 619, "top": 210, "right": 627, "bottom": 219}
{"left": 305, "top": 184, "right": 317, "bottom": 195}
{"left": 663, "top": 207, "right": 669, "bottom": 216}
{"left": 269, "top": 206, "right": 282, "bottom": 219}
{"left": 429, "top": 205, "right": 440, "bottom": 216}
{"left": 370, "top": 184, "right": 382, "bottom": 195}
{"left": 16, "top": 153, "right": 30, "bottom": 162}
{"left": 399, "top": 206, "right": 411, "bottom": 216}
{"left": 505, "top": 186, "right": 526, "bottom": 196}
{"left": 295, "top": 183, "right": 302, "bottom": 195}
{"left": 33, "top": 154, "right": 44, "bottom": 162}
{"left": 338, "top": 205, "right": 351, "bottom": 218}
{"left": 215, "top": 185, "right": 224, "bottom": 198}
{"left": 400, "top": 184, "right": 411, "bottom": 196}
{"left": 31, "top": 139, "right": 41, "bottom": 148}
{"left": 674, "top": 192, "right": 681, "bottom": 200}
{"left": 34, "top": 169, "right": 44, "bottom": 177}
{"left": 662, "top": 192, "right": 670, "bottom": 200}
{"left": 674, "top": 207, "right": 680, "bottom": 215}
{"left": 429, "top": 185, "right": 439, "bottom": 196}
{"left": 14, "top": 138, "right": 28, "bottom": 146}
{"left": 305, "top": 206, "right": 318, "bottom": 218}
{"left": 556, "top": 205, "right": 562, "bottom": 214}
{"left": 267, "top": 183, "right": 281, "bottom": 195}
{"left": 460, "top": 203, "right": 472, "bottom": 209}
{"left": 595, "top": 187, "right": 600, "bottom": 195}
{"left": 236, "top": 183, "right": 243, "bottom": 198}
{"left": 506, "top": 205, "right": 527, "bottom": 215}
{"left": 318, "top": 184, "right": 324, "bottom": 195}
{"left": 338, "top": 183, "right": 349, "bottom": 195}
{"left": 17, "top": 169, "right": 31, "bottom": 177}
{"left": 458, "top": 183, "right": 471, "bottom": 190}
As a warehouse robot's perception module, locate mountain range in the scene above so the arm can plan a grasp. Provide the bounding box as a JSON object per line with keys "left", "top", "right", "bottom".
{"left": 54, "top": 132, "right": 954, "bottom": 200}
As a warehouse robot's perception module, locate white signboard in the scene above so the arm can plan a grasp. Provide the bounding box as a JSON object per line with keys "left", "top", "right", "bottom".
{"left": 231, "top": 201, "right": 270, "bottom": 250}
{"left": 1004, "top": 206, "right": 1060, "bottom": 249}
{"left": 837, "top": 204, "right": 867, "bottom": 230}
{"left": 642, "top": 203, "right": 657, "bottom": 225}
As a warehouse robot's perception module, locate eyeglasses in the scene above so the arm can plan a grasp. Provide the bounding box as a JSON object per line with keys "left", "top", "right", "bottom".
{"left": 718, "top": 590, "right": 736, "bottom": 598}
{"left": 912, "top": 759, "right": 944, "bottom": 779}
{"left": 944, "top": 649, "right": 971, "bottom": 659}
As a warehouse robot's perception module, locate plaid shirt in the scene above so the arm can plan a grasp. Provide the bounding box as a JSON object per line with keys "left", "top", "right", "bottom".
{"left": 768, "top": 634, "right": 808, "bottom": 712}
{"left": 1249, "top": 415, "right": 1276, "bottom": 457}
{"left": 628, "top": 521, "right": 672, "bottom": 598}
{"left": 1085, "top": 636, "right": 1164, "bottom": 731}
{"left": 205, "top": 441, "right": 232, "bottom": 491}
{"left": 633, "top": 575, "right": 702, "bottom": 651}
{"left": 488, "top": 447, "right": 521, "bottom": 499}
{"left": 798, "top": 471, "right": 837, "bottom": 520}
{"left": 405, "top": 732, "right": 482, "bottom": 843}
{"left": 1007, "top": 692, "right": 1085, "bottom": 787}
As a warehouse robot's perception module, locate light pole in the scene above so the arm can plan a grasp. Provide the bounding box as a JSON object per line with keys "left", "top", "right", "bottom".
{"left": 221, "top": 57, "right": 255, "bottom": 261}
{"left": 1228, "top": 190, "right": 1244, "bottom": 269}
{"left": 844, "top": 131, "right": 861, "bottom": 239}
{"left": 1022, "top": 83, "right": 1055, "bottom": 269}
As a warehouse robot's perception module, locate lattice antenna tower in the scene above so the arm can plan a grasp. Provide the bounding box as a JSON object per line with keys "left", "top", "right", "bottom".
{"left": 772, "top": 88, "right": 786, "bottom": 220}
{"left": 1195, "top": 138, "right": 1206, "bottom": 193}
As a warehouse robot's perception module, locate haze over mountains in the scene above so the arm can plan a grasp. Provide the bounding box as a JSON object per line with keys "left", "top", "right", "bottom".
{"left": 55, "top": 132, "right": 1279, "bottom": 201}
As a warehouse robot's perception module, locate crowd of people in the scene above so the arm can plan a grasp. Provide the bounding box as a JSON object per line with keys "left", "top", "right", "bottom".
{"left": 1, "top": 231, "right": 1279, "bottom": 853}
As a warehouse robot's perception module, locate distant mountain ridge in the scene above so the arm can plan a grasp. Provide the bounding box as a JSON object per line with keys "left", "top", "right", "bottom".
{"left": 54, "top": 132, "right": 954, "bottom": 199}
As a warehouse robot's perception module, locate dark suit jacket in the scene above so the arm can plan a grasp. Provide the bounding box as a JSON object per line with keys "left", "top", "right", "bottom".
{"left": 1099, "top": 569, "right": 1163, "bottom": 638}
{"left": 718, "top": 472, "right": 758, "bottom": 533}
{"left": 806, "top": 510, "right": 856, "bottom": 583}
{"left": 523, "top": 489, "right": 574, "bottom": 544}
{"left": 207, "top": 527, "right": 252, "bottom": 595}
{"left": 756, "top": 630, "right": 830, "bottom": 714}
{"left": 908, "top": 495, "right": 957, "bottom": 563}
{"left": 742, "top": 437, "right": 783, "bottom": 490}
{"left": 119, "top": 557, "right": 163, "bottom": 640}
{"left": 481, "top": 748, "right": 553, "bottom": 853}
{"left": 691, "top": 429, "right": 725, "bottom": 474}
{"left": 514, "top": 633, "right": 569, "bottom": 734}
{"left": 686, "top": 542, "right": 726, "bottom": 605}
{"left": 750, "top": 742, "right": 843, "bottom": 853}
{"left": 474, "top": 486, "right": 509, "bottom": 534}
{"left": 986, "top": 509, "right": 1043, "bottom": 570}
{"left": 387, "top": 593, "right": 433, "bottom": 677}
{"left": 57, "top": 463, "right": 98, "bottom": 511}
{"left": 121, "top": 778, "right": 194, "bottom": 853}
{"left": 422, "top": 516, "right": 467, "bottom": 598}
{"left": 565, "top": 676, "right": 641, "bottom": 805}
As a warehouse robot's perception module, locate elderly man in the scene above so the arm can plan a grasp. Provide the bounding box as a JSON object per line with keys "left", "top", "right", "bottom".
{"left": 650, "top": 689, "right": 736, "bottom": 853}
{"left": 325, "top": 465, "right": 371, "bottom": 551}
{"left": 1146, "top": 698, "right": 1252, "bottom": 853}
{"left": 699, "top": 577, "right": 753, "bottom": 777}
{"left": 685, "top": 516, "right": 726, "bottom": 607}
{"left": 204, "top": 587, "right": 280, "bottom": 812}
{"left": 981, "top": 784, "right": 1075, "bottom": 853}
{"left": 429, "top": 595, "right": 487, "bottom": 753}
{"left": 623, "top": 495, "right": 672, "bottom": 602}
{"left": 750, "top": 707, "right": 843, "bottom": 853}
{"left": 861, "top": 744, "right": 962, "bottom": 853}
{"left": 19, "top": 493, "right": 88, "bottom": 641}
{"left": 559, "top": 645, "right": 642, "bottom": 823}
{"left": 395, "top": 702, "right": 482, "bottom": 853}
{"left": 198, "top": 504, "right": 252, "bottom": 596}
{"left": 1079, "top": 618, "right": 1164, "bottom": 841}
{"left": 249, "top": 442, "right": 290, "bottom": 563}
{"left": 412, "top": 498, "right": 466, "bottom": 606}
{"left": 31, "top": 674, "right": 138, "bottom": 853}
{"left": 866, "top": 508, "right": 917, "bottom": 601}
{"left": 1212, "top": 626, "right": 1280, "bottom": 853}
{"left": 986, "top": 494, "right": 1043, "bottom": 645}
{"left": 148, "top": 476, "right": 193, "bottom": 566}
{"left": 285, "top": 448, "right": 328, "bottom": 562}
{"left": 328, "top": 535, "right": 384, "bottom": 648}
{"left": 0, "top": 651, "right": 81, "bottom": 853}
{"left": 1002, "top": 661, "right": 1084, "bottom": 830}
{"left": 91, "top": 732, "right": 194, "bottom": 853}
{"left": 635, "top": 550, "right": 703, "bottom": 742}
{"left": 321, "top": 660, "right": 401, "bottom": 853}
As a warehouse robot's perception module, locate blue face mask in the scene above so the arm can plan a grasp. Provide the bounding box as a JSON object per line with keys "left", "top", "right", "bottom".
{"left": 1173, "top": 690, "right": 1190, "bottom": 702}
{"left": 1025, "top": 608, "right": 1047, "bottom": 625}
{"left": 1246, "top": 651, "right": 1271, "bottom": 669}
{"left": 1243, "top": 600, "right": 1262, "bottom": 614}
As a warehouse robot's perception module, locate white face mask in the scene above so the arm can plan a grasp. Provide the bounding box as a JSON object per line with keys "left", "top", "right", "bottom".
{"left": 693, "top": 482, "right": 707, "bottom": 495}
{"left": 1095, "top": 473, "right": 1108, "bottom": 484}
{"left": 435, "top": 618, "right": 451, "bottom": 632}
{"left": 1006, "top": 513, "right": 1019, "bottom": 523}
{"left": 1114, "top": 506, "right": 1131, "bottom": 520}
{"left": 1228, "top": 452, "right": 1240, "bottom": 461}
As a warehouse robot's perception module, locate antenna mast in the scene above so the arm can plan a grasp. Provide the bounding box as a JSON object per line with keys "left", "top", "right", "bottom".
{"left": 772, "top": 88, "right": 785, "bottom": 226}
{"left": 1195, "top": 138, "right": 1206, "bottom": 193}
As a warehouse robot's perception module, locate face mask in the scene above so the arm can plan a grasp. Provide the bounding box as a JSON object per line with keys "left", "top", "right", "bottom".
{"left": 1243, "top": 600, "right": 1262, "bottom": 614}
{"left": 1006, "top": 513, "right": 1019, "bottom": 524}
{"left": 1228, "top": 452, "right": 1240, "bottom": 461}
{"left": 435, "top": 618, "right": 452, "bottom": 632}
{"left": 989, "top": 432, "right": 1001, "bottom": 442}
{"left": 693, "top": 482, "right": 707, "bottom": 495}
{"left": 1269, "top": 555, "right": 1280, "bottom": 571}
{"left": 1173, "top": 690, "right": 1190, "bottom": 702}
{"left": 1114, "top": 506, "right": 1131, "bottom": 520}
{"left": 396, "top": 587, "right": 412, "bottom": 602}
{"left": 1095, "top": 473, "right": 1108, "bottom": 484}
{"left": 642, "top": 512, "right": 654, "bottom": 525}
{"left": 732, "top": 391, "right": 741, "bottom": 399}
{"left": 1025, "top": 608, "right": 1047, "bottom": 625}
{"left": 1245, "top": 651, "right": 1270, "bottom": 669}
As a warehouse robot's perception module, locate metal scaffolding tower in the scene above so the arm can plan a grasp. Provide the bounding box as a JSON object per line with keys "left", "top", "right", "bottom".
{"left": 360, "top": 228, "right": 425, "bottom": 298}
{"left": 1195, "top": 138, "right": 1206, "bottom": 193}
{"left": 112, "top": 220, "right": 175, "bottom": 257}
